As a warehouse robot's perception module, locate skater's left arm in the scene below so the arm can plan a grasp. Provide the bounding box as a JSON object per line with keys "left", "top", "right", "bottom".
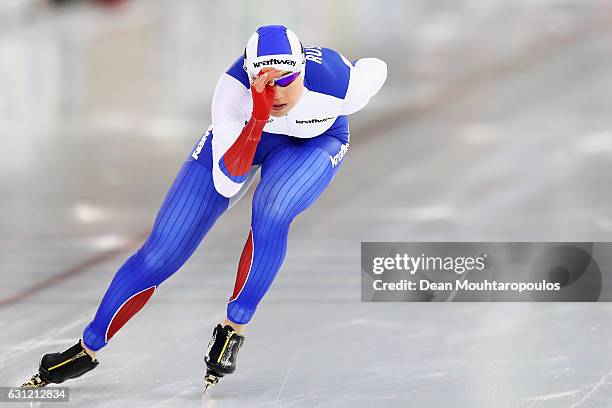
{"left": 341, "top": 58, "right": 388, "bottom": 115}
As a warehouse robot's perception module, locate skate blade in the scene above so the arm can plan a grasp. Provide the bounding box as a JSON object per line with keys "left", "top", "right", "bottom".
{"left": 203, "top": 372, "right": 219, "bottom": 394}
{"left": 21, "top": 373, "right": 49, "bottom": 388}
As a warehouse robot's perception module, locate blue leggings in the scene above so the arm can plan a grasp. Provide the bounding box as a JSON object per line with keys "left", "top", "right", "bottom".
{"left": 82, "top": 129, "right": 348, "bottom": 351}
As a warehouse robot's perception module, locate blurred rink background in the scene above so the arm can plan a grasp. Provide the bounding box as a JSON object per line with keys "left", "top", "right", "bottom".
{"left": 2, "top": 0, "right": 612, "bottom": 407}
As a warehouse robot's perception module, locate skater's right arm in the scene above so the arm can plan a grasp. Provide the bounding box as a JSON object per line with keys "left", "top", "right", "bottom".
{"left": 210, "top": 68, "right": 279, "bottom": 198}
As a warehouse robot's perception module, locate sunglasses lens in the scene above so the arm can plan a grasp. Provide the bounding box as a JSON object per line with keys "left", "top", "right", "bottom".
{"left": 274, "top": 72, "right": 300, "bottom": 87}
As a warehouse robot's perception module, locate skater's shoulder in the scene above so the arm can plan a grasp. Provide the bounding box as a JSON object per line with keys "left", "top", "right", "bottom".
{"left": 303, "top": 46, "right": 351, "bottom": 100}
{"left": 225, "top": 55, "right": 251, "bottom": 89}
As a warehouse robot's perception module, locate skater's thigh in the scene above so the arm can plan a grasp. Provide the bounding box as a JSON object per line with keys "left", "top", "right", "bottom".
{"left": 253, "top": 135, "right": 347, "bottom": 222}
{"left": 141, "top": 153, "right": 229, "bottom": 266}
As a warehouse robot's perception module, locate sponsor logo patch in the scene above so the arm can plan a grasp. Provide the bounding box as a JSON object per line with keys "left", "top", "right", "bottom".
{"left": 295, "top": 117, "right": 335, "bottom": 124}
{"left": 330, "top": 142, "right": 349, "bottom": 167}
{"left": 192, "top": 126, "right": 211, "bottom": 160}
{"left": 253, "top": 58, "right": 297, "bottom": 68}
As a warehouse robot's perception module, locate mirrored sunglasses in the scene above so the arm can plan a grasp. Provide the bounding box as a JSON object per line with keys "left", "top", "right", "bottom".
{"left": 274, "top": 71, "right": 301, "bottom": 87}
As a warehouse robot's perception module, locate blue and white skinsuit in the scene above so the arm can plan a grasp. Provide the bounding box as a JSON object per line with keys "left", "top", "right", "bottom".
{"left": 82, "top": 46, "right": 387, "bottom": 351}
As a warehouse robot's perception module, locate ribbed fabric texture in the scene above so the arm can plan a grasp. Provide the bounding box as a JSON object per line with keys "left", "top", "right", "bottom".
{"left": 83, "top": 131, "right": 348, "bottom": 350}
{"left": 226, "top": 136, "right": 344, "bottom": 324}
{"left": 83, "top": 160, "right": 229, "bottom": 351}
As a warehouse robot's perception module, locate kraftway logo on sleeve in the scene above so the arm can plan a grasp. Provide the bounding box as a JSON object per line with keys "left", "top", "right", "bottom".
{"left": 295, "top": 117, "right": 335, "bottom": 124}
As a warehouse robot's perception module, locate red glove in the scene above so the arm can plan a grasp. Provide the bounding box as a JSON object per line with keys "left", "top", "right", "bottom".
{"left": 221, "top": 72, "right": 277, "bottom": 178}
{"left": 251, "top": 76, "right": 275, "bottom": 121}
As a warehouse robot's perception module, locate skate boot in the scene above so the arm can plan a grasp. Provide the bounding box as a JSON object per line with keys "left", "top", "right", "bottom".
{"left": 203, "top": 324, "right": 245, "bottom": 393}
{"left": 21, "top": 339, "right": 99, "bottom": 387}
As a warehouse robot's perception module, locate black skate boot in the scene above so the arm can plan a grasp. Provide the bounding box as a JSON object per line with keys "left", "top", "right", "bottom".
{"left": 203, "top": 324, "right": 245, "bottom": 393}
{"left": 21, "top": 339, "right": 99, "bottom": 387}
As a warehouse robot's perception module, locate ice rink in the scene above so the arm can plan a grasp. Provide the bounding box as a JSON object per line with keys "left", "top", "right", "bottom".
{"left": 2, "top": 0, "right": 612, "bottom": 406}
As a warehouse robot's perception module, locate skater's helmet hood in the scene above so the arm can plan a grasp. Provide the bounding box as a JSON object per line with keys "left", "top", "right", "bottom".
{"left": 243, "top": 25, "right": 306, "bottom": 80}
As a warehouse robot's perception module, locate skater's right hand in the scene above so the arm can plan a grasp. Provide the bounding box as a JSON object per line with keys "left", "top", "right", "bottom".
{"left": 250, "top": 68, "right": 283, "bottom": 121}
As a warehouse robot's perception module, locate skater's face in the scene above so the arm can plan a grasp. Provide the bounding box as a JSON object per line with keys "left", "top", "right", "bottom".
{"left": 260, "top": 67, "right": 304, "bottom": 117}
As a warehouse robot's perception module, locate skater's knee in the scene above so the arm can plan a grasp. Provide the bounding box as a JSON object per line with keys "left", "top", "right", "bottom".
{"left": 133, "top": 239, "right": 191, "bottom": 275}
{"left": 252, "top": 199, "right": 295, "bottom": 232}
